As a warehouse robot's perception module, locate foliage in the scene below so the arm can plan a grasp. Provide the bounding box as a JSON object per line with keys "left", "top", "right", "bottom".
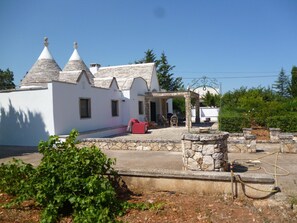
{"left": 221, "top": 87, "right": 280, "bottom": 110}
{"left": 219, "top": 86, "right": 297, "bottom": 132}
{"left": 290, "top": 66, "right": 297, "bottom": 98}
{"left": 273, "top": 68, "right": 290, "bottom": 97}
{"left": 283, "top": 97, "right": 297, "bottom": 112}
{"left": 0, "top": 159, "right": 35, "bottom": 197}
{"left": 135, "top": 49, "right": 160, "bottom": 67}
{"left": 0, "top": 130, "right": 124, "bottom": 223}
{"left": 157, "top": 52, "right": 183, "bottom": 91}
{"left": 0, "top": 68, "right": 15, "bottom": 90}
{"left": 219, "top": 113, "right": 250, "bottom": 133}
{"left": 173, "top": 97, "right": 185, "bottom": 115}
{"left": 266, "top": 115, "right": 297, "bottom": 132}
{"left": 202, "top": 91, "right": 220, "bottom": 107}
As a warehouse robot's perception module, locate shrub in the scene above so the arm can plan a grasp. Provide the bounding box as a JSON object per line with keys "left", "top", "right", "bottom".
{"left": 0, "top": 158, "right": 35, "bottom": 197}
{"left": 267, "top": 115, "right": 297, "bottom": 132}
{"left": 219, "top": 114, "right": 250, "bottom": 132}
{"left": 220, "top": 86, "right": 297, "bottom": 131}
{"left": 0, "top": 130, "right": 123, "bottom": 223}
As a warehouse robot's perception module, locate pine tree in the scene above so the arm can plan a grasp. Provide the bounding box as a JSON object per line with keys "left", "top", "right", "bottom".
{"left": 273, "top": 68, "right": 290, "bottom": 97}
{"left": 135, "top": 49, "right": 159, "bottom": 66}
{"left": 290, "top": 66, "right": 297, "bottom": 98}
{"left": 157, "top": 52, "right": 183, "bottom": 91}
{"left": 0, "top": 68, "right": 15, "bottom": 90}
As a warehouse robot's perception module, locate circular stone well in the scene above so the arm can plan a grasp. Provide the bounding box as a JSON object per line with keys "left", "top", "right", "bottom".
{"left": 181, "top": 131, "right": 229, "bottom": 171}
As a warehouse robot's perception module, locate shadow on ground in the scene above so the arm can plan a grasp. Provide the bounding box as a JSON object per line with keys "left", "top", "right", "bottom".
{"left": 0, "top": 146, "right": 38, "bottom": 159}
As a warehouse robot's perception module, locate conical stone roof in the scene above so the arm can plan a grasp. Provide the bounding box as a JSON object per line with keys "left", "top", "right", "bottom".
{"left": 62, "top": 42, "right": 94, "bottom": 84}
{"left": 20, "top": 38, "right": 61, "bottom": 87}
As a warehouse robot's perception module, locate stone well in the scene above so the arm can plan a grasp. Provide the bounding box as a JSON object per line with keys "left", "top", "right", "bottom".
{"left": 181, "top": 131, "right": 229, "bottom": 171}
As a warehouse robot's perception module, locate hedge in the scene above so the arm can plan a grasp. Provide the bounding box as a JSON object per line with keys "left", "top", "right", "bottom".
{"left": 267, "top": 115, "right": 297, "bottom": 132}
{"left": 219, "top": 115, "right": 250, "bottom": 133}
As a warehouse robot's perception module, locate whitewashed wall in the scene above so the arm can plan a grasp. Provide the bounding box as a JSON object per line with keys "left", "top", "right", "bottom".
{"left": 124, "top": 77, "right": 148, "bottom": 123}
{"left": 52, "top": 74, "right": 123, "bottom": 135}
{"left": 0, "top": 87, "right": 54, "bottom": 146}
{"left": 121, "top": 90, "right": 131, "bottom": 125}
{"left": 191, "top": 107, "right": 219, "bottom": 122}
{"left": 167, "top": 98, "right": 173, "bottom": 114}
{"left": 150, "top": 66, "right": 160, "bottom": 91}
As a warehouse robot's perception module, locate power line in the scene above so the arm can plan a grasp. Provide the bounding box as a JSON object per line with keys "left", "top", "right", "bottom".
{"left": 175, "top": 71, "right": 279, "bottom": 74}
{"left": 183, "top": 75, "right": 278, "bottom": 80}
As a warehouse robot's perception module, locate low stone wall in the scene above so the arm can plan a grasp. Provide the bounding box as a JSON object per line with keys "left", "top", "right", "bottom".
{"left": 80, "top": 138, "right": 181, "bottom": 152}
{"left": 228, "top": 133, "right": 256, "bottom": 153}
{"left": 279, "top": 134, "right": 297, "bottom": 153}
{"left": 119, "top": 169, "right": 275, "bottom": 198}
{"left": 181, "top": 132, "right": 229, "bottom": 171}
{"left": 79, "top": 128, "right": 297, "bottom": 154}
{"left": 228, "top": 128, "right": 297, "bottom": 153}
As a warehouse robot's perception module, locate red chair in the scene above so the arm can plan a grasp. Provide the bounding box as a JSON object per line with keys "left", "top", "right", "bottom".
{"left": 128, "top": 119, "right": 148, "bottom": 134}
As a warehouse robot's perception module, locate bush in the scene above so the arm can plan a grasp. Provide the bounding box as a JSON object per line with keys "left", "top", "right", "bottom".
{"left": 0, "top": 130, "right": 123, "bottom": 223}
{"left": 267, "top": 115, "right": 297, "bottom": 132}
{"left": 0, "top": 159, "right": 35, "bottom": 197}
{"left": 220, "top": 86, "right": 297, "bottom": 131}
{"left": 219, "top": 114, "right": 250, "bottom": 132}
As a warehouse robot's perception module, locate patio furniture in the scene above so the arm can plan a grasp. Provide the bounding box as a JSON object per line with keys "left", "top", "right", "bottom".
{"left": 127, "top": 118, "right": 148, "bottom": 134}
{"left": 170, "top": 114, "right": 178, "bottom": 127}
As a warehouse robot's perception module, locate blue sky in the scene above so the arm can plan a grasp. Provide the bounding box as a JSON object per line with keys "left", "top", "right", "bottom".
{"left": 0, "top": 0, "right": 296, "bottom": 93}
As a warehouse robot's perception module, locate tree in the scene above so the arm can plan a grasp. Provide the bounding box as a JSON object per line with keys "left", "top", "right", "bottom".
{"left": 157, "top": 52, "right": 183, "bottom": 91}
{"left": 135, "top": 49, "right": 159, "bottom": 67}
{"left": 272, "top": 68, "right": 290, "bottom": 97}
{"left": 136, "top": 50, "right": 184, "bottom": 91}
{"left": 290, "top": 66, "right": 297, "bottom": 98}
{"left": 0, "top": 68, "right": 15, "bottom": 90}
{"left": 202, "top": 91, "right": 220, "bottom": 107}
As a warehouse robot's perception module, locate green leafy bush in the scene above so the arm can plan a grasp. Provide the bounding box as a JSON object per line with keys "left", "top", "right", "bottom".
{"left": 267, "top": 115, "right": 297, "bottom": 132}
{"left": 219, "top": 114, "right": 250, "bottom": 132}
{"left": 0, "top": 130, "right": 124, "bottom": 223}
{"left": 0, "top": 158, "right": 35, "bottom": 197}
{"left": 220, "top": 86, "right": 297, "bottom": 132}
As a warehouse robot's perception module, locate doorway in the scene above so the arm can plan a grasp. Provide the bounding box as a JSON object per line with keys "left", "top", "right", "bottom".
{"left": 150, "top": 102, "right": 156, "bottom": 122}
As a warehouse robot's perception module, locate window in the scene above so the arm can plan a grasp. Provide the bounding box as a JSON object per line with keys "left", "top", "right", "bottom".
{"left": 80, "top": 98, "right": 91, "bottom": 118}
{"left": 111, "top": 100, "right": 119, "bottom": 117}
{"left": 138, "top": 101, "right": 144, "bottom": 115}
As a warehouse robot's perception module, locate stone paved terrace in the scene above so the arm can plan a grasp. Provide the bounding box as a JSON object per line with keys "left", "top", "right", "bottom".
{"left": 104, "top": 123, "right": 218, "bottom": 141}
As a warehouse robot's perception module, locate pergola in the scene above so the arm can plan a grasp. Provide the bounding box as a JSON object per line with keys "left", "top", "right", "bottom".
{"left": 144, "top": 90, "right": 200, "bottom": 131}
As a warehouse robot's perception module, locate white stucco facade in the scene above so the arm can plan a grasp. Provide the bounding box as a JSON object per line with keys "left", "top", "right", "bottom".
{"left": 0, "top": 87, "right": 54, "bottom": 146}
{"left": 0, "top": 39, "right": 163, "bottom": 146}
{"left": 51, "top": 74, "right": 123, "bottom": 135}
{"left": 191, "top": 107, "right": 219, "bottom": 123}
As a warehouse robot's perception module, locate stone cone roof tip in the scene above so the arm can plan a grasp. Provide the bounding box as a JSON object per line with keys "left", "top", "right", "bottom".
{"left": 69, "top": 48, "right": 81, "bottom": 61}
{"left": 38, "top": 46, "right": 54, "bottom": 60}
{"left": 20, "top": 38, "right": 61, "bottom": 87}
{"left": 62, "top": 42, "right": 94, "bottom": 84}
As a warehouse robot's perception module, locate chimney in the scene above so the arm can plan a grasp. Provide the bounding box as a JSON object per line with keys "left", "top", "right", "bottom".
{"left": 89, "top": 63, "right": 101, "bottom": 75}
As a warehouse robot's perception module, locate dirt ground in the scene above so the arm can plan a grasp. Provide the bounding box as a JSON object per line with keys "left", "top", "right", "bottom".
{"left": 1, "top": 191, "right": 296, "bottom": 223}
{"left": 251, "top": 128, "right": 270, "bottom": 140}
